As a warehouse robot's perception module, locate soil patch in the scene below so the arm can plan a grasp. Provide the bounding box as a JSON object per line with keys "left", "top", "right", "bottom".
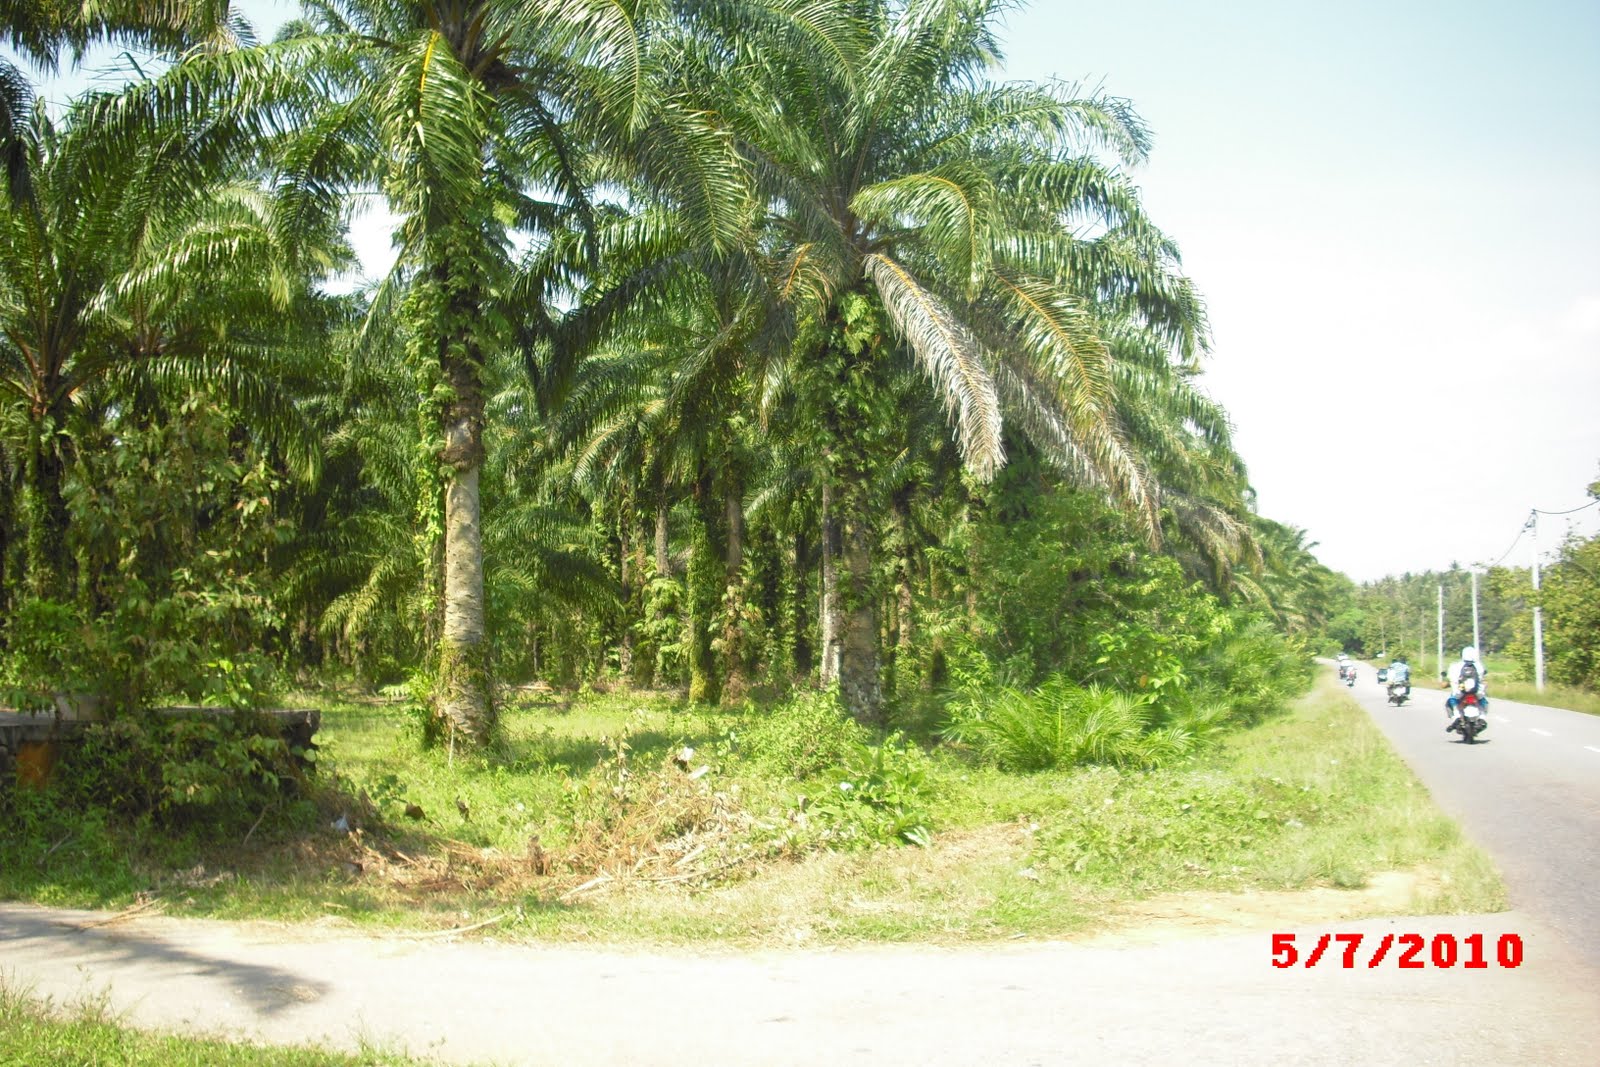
{"left": 1086, "top": 868, "right": 1442, "bottom": 945}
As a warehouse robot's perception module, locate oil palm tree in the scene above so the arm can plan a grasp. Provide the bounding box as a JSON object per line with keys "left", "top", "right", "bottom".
{"left": 2, "top": 1, "right": 240, "bottom": 199}
{"left": 684, "top": 0, "right": 1207, "bottom": 721}
{"left": 105, "top": 0, "right": 747, "bottom": 741}
{"left": 0, "top": 98, "right": 333, "bottom": 599}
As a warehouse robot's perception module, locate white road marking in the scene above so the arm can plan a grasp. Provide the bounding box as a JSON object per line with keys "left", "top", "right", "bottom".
{"left": 1494, "top": 715, "right": 1512, "bottom": 724}
{"left": 1586, "top": 746, "right": 1600, "bottom": 755}
{"left": 1529, "top": 728, "right": 1552, "bottom": 737}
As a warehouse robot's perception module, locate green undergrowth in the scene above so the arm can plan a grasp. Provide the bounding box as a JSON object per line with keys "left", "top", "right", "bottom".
{"left": 0, "top": 675, "right": 1501, "bottom": 944}
{"left": 0, "top": 985, "right": 432, "bottom": 1066}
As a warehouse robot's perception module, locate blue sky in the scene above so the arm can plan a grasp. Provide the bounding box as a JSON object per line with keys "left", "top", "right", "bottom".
{"left": 997, "top": 0, "right": 1600, "bottom": 580}
{"left": 14, "top": 0, "right": 1600, "bottom": 582}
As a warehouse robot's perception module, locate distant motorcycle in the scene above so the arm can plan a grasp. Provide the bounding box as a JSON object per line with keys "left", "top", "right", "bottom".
{"left": 1386, "top": 679, "right": 1410, "bottom": 705}
{"left": 1344, "top": 668, "right": 1356, "bottom": 687}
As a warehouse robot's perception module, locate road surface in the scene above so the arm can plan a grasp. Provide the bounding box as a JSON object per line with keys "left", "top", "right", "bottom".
{"left": 1, "top": 902, "right": 1596, "bottom": 1065}
{"left": 1342, "top": 663, "right": 1600, "bottom": 967}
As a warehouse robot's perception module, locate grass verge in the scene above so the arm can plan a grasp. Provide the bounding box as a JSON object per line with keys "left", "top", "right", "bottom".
{"left": 1488, "top": 679, "right": 1600, "bottom": 716}
{"left": 1, "top": 675, "right": 1504, "bottom": 945}
{"left": 0, "top": 984, "right": 430, "bottom": 1066}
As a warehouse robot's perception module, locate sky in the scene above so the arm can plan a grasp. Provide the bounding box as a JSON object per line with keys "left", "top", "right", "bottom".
{"left": 993, "top": 0, "right": 1600, "bottom": 581}
{"left": 14, "top": 0, "right": 1600, "bottom": 583}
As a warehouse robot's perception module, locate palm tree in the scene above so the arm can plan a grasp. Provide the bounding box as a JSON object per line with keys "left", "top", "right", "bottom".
{"left": 549, "top": 233, "right": 781, "bottom": 701}
{"left": 106, "top": 0, "right": 747, "bottom": 741}
{"left": 2, "top": 1, "right": 239, "bottom": 198}
{"left": 1239, "top": 518, "right": 1344, "bottom": 636}
{"left": 684, "top": 0, "right": 1206, "bottom": 722}
{"left": 0, "top": 99, "right": 331, "bottom": 599}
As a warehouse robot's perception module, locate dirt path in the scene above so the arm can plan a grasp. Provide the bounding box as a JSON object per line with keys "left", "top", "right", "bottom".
{"left": 3, "top": 900, "right": 1596, "bottom": 1065}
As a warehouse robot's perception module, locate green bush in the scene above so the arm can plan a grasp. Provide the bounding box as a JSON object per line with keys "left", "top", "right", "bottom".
{"left": 1188, "top": 617, "right": 1312, "bottom": 722}
{"left": 722, "top": 691, "right": 934, "bottom": 848}
{"left": 48, "top": 714, "right": 312, "bottom": 832}
{"left": 809, "top": 733, "right": 934, "bottom": 847}
{"left": 724, "top": 689, "right": 869, "bottom": 778}
{"left": 0, "top": 598, "right": 93, "bottom": 711}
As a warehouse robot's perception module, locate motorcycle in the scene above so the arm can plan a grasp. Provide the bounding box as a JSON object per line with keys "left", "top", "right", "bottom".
{"left": 1444, "top": 674, "right": 1488, "bottom": 743}
{"left": 1386, "top": 679, "right": 1410, "bottom": 705}
{"left": 1344, "top": 667, "right": 1356, "bottom": 687}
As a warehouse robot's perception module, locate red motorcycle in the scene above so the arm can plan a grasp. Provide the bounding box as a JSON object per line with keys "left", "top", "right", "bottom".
{"left": 1445, "top": 673, "right": 1488, "bottom": 743}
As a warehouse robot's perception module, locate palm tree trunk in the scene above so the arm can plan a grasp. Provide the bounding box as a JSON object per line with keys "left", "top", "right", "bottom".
{"left": 0, "top": 447, "right": 12, "bottom": 621}
{"left": 655, "top": 501, "right": 670, "bottom": 576}
{"left": 649, "top": 498, "right": 672, "bottom": 687}
{"left": 792, "top": 526, "right": 812, "bottom": 676}
{"left": 888, "top": 490, "right": 914, "bottom": 693}
{"left": 687, "top": 469, "right": 722, "bottom": 704}
{"left": 23, "top": 430, "right": 72, "bottom": 601}
{"left": 819, "top": 478, "right": 842, "bottom": 686}
{"left": 617, "top": 512, "right": 635, "bottom": 682}
{"left": 964, "top": 500, "right": 980, "bottom": 626}
{"left": 838, "top": 501, "right": 883, "bottom": 725}
{"left": 720, "top": 486, "right": 747, "bottom": 701}
{"left": 436, "top": 323, "right": 493, "bottom": 745}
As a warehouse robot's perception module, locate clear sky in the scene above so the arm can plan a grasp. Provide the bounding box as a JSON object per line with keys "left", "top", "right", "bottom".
{"left": 995, "top": 0, "right": 1600, "bottom": 580}
{"left": 15, "top": 1, "right": 1600, "bottom": 582}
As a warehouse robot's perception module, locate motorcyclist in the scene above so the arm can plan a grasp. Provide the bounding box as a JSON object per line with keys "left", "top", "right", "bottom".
{"left": 1387, "top": 656, "right": 1411, "bottom": 695}
{"left": 1337, "top": 652, "right": 1350, "bottom": 680}
{"left": 1443, "top": 645, "right": 1487, "bottom": 731}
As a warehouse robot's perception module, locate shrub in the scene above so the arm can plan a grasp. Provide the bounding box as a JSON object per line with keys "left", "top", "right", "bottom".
{"left": 809, "top": 733, "right": 934, "bottom": 847}
{"left": 48, "top": 713, "right": 312, "bottom": 832}
{"left": 0, "top": 598, "right": 93, "bottom": 711}
{"left": 946, "top": 678, "right": 1196, "bottom": 771}
{"left": 724, "top": 689, "right": 869, "bottom": 779}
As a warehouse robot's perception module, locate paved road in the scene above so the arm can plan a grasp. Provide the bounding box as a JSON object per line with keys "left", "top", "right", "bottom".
{"left": 1339, "top": 663, "right": 1600, "bottom": 967}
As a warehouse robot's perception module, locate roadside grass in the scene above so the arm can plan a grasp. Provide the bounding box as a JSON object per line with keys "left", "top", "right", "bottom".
{"left": 0, "top": 675, "right": 1503, "bottom": 944}
{"left": 1488, "top": 679, "right": 1600, "bottom": 716}
{"left": 0, "top": 984, "right": 431, "bottom": 1066}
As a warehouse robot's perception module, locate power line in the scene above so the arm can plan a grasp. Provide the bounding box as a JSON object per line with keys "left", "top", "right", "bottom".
{"left": 1533, "top": 498, "right": 1599, "bottom": 518}
{"left": 1486, "top": 526, "right": 1527, "bottom": 570}
{"left": 1483, "top": 498, "right": 1600, "bottom": 571}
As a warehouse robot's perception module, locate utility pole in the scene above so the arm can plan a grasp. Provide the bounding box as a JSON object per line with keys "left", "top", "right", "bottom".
{"left": 1436, "top": 584, "right": 1444, "bottom": 675}
{"left": 1529, "top": 511, "right": 1546, "bottom": 691}
{"left": 1470, "top": 569, "right": 1481, "bottom": 653}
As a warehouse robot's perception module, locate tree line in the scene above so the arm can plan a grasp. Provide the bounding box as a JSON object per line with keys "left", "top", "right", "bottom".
{"left": 1327, "top": 472, "right": 1600, "bottom": 691}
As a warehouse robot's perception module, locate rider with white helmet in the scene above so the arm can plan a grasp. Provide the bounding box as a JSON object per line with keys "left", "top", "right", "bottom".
{"left": 1444, "top": 645, "right": 1487, "bottom": 730}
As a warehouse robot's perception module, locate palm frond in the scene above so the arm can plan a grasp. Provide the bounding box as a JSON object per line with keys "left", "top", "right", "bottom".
{"left": 864, "top": 251, "right": 1003, "bottom": 480}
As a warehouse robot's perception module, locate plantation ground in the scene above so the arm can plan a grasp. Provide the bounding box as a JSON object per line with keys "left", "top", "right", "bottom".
{"left": 3, "top": 675, "right": 1502, "bottom": 941}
